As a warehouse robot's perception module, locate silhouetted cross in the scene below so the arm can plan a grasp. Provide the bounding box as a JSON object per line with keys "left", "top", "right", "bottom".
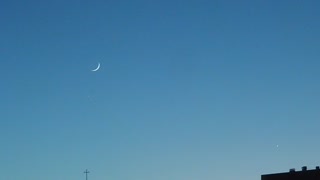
{"left": 84, "top": 169, "right": 90, "bottom": 180}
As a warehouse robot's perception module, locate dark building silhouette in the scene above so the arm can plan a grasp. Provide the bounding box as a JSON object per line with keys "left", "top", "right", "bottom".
{"left": 262, "top": 166, "right": 320, "bottom": 180}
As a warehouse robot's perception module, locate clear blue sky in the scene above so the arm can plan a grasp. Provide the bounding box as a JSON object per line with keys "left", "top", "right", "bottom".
{"left": 1, "top": 0, "right": 320, "bottom": 180}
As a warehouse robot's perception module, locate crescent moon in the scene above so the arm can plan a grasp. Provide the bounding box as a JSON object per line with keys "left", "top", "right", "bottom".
{"left": 91, "top": 63, "right": 101, "bottom": 71}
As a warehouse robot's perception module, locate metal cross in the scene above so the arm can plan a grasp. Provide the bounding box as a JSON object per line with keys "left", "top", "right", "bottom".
{"left": 84, "top": 169, "right": 90, "bottom": 180}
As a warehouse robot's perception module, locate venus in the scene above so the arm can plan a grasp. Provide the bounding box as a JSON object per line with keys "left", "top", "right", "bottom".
{"left": 91, "top": 62, "right": 101, "bottom": 72}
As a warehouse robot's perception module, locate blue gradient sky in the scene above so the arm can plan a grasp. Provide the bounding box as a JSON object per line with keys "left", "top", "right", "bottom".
{"left": 1, "top": 1, "right": 320, "bottom": 180}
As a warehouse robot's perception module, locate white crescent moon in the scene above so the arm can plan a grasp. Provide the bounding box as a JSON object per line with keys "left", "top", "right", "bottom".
{"left": 91, "top": 63, "right": 101, "bottom": 72}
